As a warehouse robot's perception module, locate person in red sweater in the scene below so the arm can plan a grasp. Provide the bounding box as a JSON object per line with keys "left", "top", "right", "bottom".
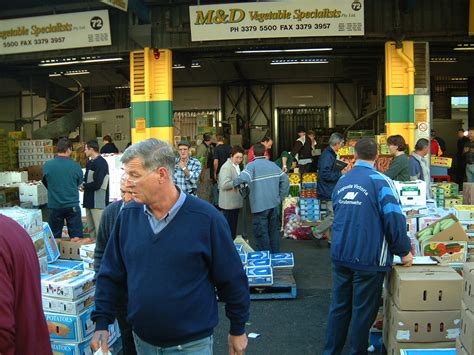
{"left": 0, "top": 215, "right": 52, "bottom": 355}
{"left": 247, "top": 136, "right": 273, "bottom": 162}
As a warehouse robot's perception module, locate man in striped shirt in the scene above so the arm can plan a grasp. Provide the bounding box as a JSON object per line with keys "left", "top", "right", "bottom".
{"left": 323, "top": 138, "right": 413, "bottom": 355}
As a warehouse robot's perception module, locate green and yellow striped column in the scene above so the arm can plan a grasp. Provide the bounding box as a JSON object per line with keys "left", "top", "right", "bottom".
{"left": 130, "top": 48, "right": 173, "bottom": 144}
{"left": 385, "top": 41, "right": 416, "bottom": 152}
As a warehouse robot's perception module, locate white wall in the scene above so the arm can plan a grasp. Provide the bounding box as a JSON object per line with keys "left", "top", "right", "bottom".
{"left": 20, "top": 91, "right": 47, "bottom": 138}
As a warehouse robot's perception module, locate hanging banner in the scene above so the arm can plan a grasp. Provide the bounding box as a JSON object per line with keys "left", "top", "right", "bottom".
{"left": 0, "top": 10, "right": 111, "bottom": 55}
{"left": 100, "top": 0, "right": 128, "bottom": 12}
{"left": 189, "top": 0, "right": 364, "bottom": 42}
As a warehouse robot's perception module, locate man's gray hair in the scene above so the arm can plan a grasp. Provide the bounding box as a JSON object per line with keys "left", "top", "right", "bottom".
{"left": 121, "top": 138, "right": 175, "bottom": 175}
{"left": 328, "top": 132, "right": 344, "bottom": 147}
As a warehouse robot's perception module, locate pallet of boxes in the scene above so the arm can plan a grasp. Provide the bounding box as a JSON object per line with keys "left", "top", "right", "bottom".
{"left": 383, "top": 263, "right": 461, "bottom": 353}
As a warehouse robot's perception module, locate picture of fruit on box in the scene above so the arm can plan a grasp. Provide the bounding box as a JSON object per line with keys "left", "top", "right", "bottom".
{"left": 422, "top": 242, "right": 467, "bottom": 262}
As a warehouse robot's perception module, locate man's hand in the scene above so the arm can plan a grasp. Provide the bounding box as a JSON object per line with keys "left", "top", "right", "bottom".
{"left": 401, "top": 252, "right": 414, "bottom": 267}
{"left": 90, "top": 330, "right": 110, "bottom": 353}
{"left": 228, "top": 334, "right": 247, "bottom": 355}
{"left": 282, "top": 166, "right": 288, "bottom": 173}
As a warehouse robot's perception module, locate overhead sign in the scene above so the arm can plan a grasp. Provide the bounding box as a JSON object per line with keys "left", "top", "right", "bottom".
{"left": 189, "top": 0, "right": 364, "bottom": 42}
{"left": 0, "top": 10, "right": 111, "bottom": 55}
{"left": 100, "top": 0, "right": 128, "bottom": 12}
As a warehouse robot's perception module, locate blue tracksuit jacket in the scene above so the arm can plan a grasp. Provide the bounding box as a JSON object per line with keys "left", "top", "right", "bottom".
{"left": 331, "top": 161, "right": 411, "bottom": 272}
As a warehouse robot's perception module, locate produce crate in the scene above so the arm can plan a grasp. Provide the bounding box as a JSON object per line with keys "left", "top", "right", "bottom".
{"left": 431, "top": 156, "right": 452, "bottom": 168}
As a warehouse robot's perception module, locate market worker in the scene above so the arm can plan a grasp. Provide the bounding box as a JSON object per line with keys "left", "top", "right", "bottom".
{"left": 93, "top": 175, "right": 135, "bottom": 354}
{"left": 323, "top": 138, "right": 413, "bottom": 355}
{"left": 42, "top": 137, "right": 84, "bottom": 239}
{"left": 410, "top": 138, "right": 432, "bottom": 199}
{"left": 196, "top": 133, "right": 215, "bottom": 203}
{"left": 385, "top": 134, "right": 411, "bottom": 181}
{"left": 82, "top": 139, "right": 110, "bottom": 239}
{"left": 275, "top": 150, "right": 296, "bottom": 173}
{"left": 0, "top": 215, "right": 52, "bottom": 355}
{"left": 290, "top": 126, "right": 314, "bottom": 173}
{"left": 173, "top": 139, "right": 202, "bottom": 195}
{"left": 234, "top": 143, "right": 289, "bottom": 253}
{"left": 313, "top": 132, "right": 346, "bottom": 241}
{"left": 456, "top": 129, "right": 469, "bottom": 186}
{"left": 247, "top": 136, "right": 273, "bottom": 163}
{"left": 100, "top": 134, "right": 119, "bottom": 154}
{"left": 90, "top": 138, "right": 249, "bottom": 355}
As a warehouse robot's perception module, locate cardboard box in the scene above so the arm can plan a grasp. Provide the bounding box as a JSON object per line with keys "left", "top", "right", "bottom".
{"left": 79, "top": 243, "right": 95, "bottom": 263}
{"left": 42, "top": 290, "right": 95, "bottom": 315}
{"left": 457, "top": 338, "right": 470, "bottom": 355}
{"left": 389, "top": 266, "right": 463, "bottom": 311}
{"left": 43, "top": 223, "right": 60, "bottom": 263}
{"left": 421, "top": 241, "right": 467, "bottom": 262}
{"left": 460, "top": 303, "right": 474, "bottom": 355}
{"left": 0, "top": 186, "right": 19, "bottom": 205}
{"left": 417, "top": 214, "right": 468, "bottom": 243}
{"left": 246, "top": 266, "right": 273, "bottom": 286}
{"left": 41, "top": 269, "right": 95, "bottom": 300}
{"left": 0, "top": 207, "right": 43, "bottom": 235}
{"left": 455, "top": 206, "right": 474, "bottom": 221}
{"left": 19, "top": 181, "right": 48, "bottom": 206}
{"left": 387, "top": 300, "right": 460, "bottom": 343}
{"left": 386, "top": 335, "right": 456, "bottom": 355}
{"left": 247, "top": 258, "right": 271, "bottom": 267}
{"left": 247, "top": 251, "right": 270, "bottom": 260}
{"left": 31, "top": 230, "right": 46, "bottom": 258}
{"left": 26, "top": 165, "right": 43, "bottom": 181}
{"left": 394, "top": 180, "right": 427, "bottom": 207}
{"left": 406, "top": 217, "right": 418, "bottom": 238}
{"left": 271, "top": 253, "right": 295, "bottom": 269}
{"left": 464, "top": 263, "right": 474, "bottom": 310}
{"left": 431, "top": 156, "right": 453, "bottom": 168}
{"left": 44, "top": 307, "right": 94, "bottom": 342}
{"left": 39, "top": 255, "right": 48, "bottom": 274}
{"left": 60, "top": 240, "right": 94, "bottom": 260}
{"left": 49, "top": 259, "right": 84, "bottom": 271}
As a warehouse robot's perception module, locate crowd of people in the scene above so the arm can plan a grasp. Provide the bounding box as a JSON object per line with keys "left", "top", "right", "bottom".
{"left": 8, "top": 126, "right": 467, "bottom": 355}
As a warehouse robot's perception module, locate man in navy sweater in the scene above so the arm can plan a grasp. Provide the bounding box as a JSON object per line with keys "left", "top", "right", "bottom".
{"left": 323, "top": 138, "right": 413, "bottom": 355}
{"left": 90, "top": 138, "right": 250, "bottom": 355}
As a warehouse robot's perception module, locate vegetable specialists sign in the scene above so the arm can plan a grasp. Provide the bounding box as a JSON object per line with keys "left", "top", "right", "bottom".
{"left": 189, "top": 0, "right": 364, "bottom": 42}
{"left": 0, "top": 10, "right": 111, "bottom": 55}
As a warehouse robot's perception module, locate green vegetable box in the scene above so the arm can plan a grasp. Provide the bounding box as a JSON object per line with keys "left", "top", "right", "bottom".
{"left": 417, "top": 214, "right": 469, "bottom": 263}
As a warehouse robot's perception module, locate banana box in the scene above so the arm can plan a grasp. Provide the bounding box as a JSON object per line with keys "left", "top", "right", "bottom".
{"left": 31, "top": 230, "right": 46, "bottom": 258}
{"left": 42, "top": 269, "right": 95, "bottom": 300}
{"left": 43, "top": 290, "right": 95, "bottom": 315}
{"left": 271, "top": 253, "right": 295, "bottom": 269}
{"left": 445, "top": 196, "right": 463, "bottom": 208}
{"left": 45, "top": 307, "right": 95, "bottom": 342}
{"left": 246, "top": 266, "right": 273, "bottom": 286}
{"left": 79, "top": 243, "right": 95, "bottom": 264}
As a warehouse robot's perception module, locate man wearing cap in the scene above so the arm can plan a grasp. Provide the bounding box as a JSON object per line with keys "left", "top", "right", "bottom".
{"left": 291, "top": 126, "right": 314, "bottom": 173}
{"left": 173, "top": 139, "right": 202, "bottom": 196}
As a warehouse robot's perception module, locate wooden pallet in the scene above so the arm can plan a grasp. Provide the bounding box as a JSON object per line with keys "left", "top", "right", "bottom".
{"left": 250, "top": 269, "right": 297, "bottom": 300}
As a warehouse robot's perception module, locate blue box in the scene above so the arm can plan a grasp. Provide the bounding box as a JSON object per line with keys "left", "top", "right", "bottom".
{"left": 42, "top": 290, "right": 95, "bottom": 315}
{"left": 235, "top": 244, "right": 244, "bottom": 252}
{"left": 238, "top": 251, "right": 247, "bottom": 264}
{"left": 271, "top": 253, "right": 295, "bottom": 269}
{"left": 43, "top": 222, "right": 60, "bottom": 263}
{"left": 247, "top": 258, "right": 271, "bottom": 267}
{"left": 45, "top": 307, "right": 94, "bottom": 342}
{"left": 247, "top": 251, "right": 270, "bottom": 260}
{"left": 400, "top": 350, "right": 456, "bottom": 355}
{"left": 246, "top": 266, "right": 273, "bottom": 286}
{"left": 41, "top": 269, "right": 95, "bottom": 300}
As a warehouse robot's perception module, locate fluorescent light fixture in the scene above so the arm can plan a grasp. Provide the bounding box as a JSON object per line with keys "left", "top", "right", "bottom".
{"left": 49, "top": 70, "right": 90, "bottom": 77}
{"left": 40, "top": 57, "right": 123, "bottom": 67}
{"left": 430, "top": 57, "right": 457, "bottom": 63}
{"left": 173, "top": 64, "right": 185, "bottom": 69}
{"left": 191, "top": 63, "right": 201, "bottom": 68}
{"left": 115, "top": 85, "right": 130, "bottom": 89}
{"left": 450, "top": 77, "right": 468, "bottom": 81}
{"left": 236, "top": 48, "right": 332, "bottom": 54}
{"left": 454, "top": 44, "right": 474, "bottom": 51}
{"left": 270, "top": 58, "right": 328, "bottom": 65}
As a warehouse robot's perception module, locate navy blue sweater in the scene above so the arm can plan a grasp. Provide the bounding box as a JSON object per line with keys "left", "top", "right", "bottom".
{"left": 83, "top": 156, "right": 109, "bottom": 209}
{"left": 92, "top": 197, "right": 250, "bottom": 346}
{"left": 317, "top": 146, "right": 341, "bottom": 200}
{"left": 331, "top": 161, "right": 411, "bottom": 272}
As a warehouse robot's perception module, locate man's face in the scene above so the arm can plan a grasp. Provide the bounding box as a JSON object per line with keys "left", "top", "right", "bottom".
{"left": 120, "top": 183, "right": 133, "bottom": 205}
{"left": 84, "top": 145, "right": 93, "bottom": 158}
{"left": 178, "top": 145, "right": 190, "bottom": 160}
{"left": 263, "top": 140, "right": 273, "bottom": 150}
{"left": 420, "top": 146, "right": 430, "bottom": 157}
{"left": 458, "top": 130, "right": 466, "bottom": 139}
{"left": 123, "top": 158, "right": 157, "bottom": 205}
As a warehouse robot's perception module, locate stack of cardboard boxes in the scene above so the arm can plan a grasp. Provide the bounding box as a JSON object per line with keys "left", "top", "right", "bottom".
{"left": 7, "top": 131, "right": 27, "bottom": 170}
{"left": 0, "top": 129, "right": 8, "bottom": 171}
{"left": 459, "top": 263, "right": 474, "bottom": 354}
{"left": 384, "top": 265, "right": 462, "bottom": 354}
{"left": 454, "top": 206, "right": 474, "bottom": 262}
{"left": 18, "top": 139, "right": 54, "bottom": 168}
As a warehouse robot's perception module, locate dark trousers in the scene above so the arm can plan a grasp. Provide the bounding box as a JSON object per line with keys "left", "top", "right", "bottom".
{"left": 117, "top": 298, "right": 137, "bottom": 355}
{"left": 252, "top": 207, "right": 280, "bottom": 253}
{"left": 298, "top": 163, "right": 312, "bottom": 174}
{"left": 48, "top": 206, "right": 83, "bottom": 239}
{"left": 457, "top": 157, "right": 466, "bottom": 187}
{"left": 323, "top": 264, "right": 385, "bottom": 355}
{"left": 223, "top": 208, "right": 239, "bottom": 240}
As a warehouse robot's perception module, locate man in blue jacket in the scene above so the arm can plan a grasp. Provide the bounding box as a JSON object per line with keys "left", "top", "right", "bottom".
{"left": 323, "top": 138, "right": 413, "bottom": 355}
{"left": 234, "top": 143, "right": 289, "bottom": 253}
{"left": 90, "top": 138, "right": 249, "bottom": 355}
{"left": 314, "top": 133, "right": 345, "bottom": 241}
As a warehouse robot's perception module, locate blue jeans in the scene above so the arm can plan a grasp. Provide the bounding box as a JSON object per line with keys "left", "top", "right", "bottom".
{"left": 252, "top": 207, "right": 281, "bottom": 253}
{"left": 323, "top": 264, "right": 385, "bottom": 355}
{"left": 467, "top": 164, "right": 474, "bottom": 182}
{"left": 48, "top": 206, "right": 83, "bottom": 239}
{"left": 133, "top": 334, "right": 213, "bottom": 355}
